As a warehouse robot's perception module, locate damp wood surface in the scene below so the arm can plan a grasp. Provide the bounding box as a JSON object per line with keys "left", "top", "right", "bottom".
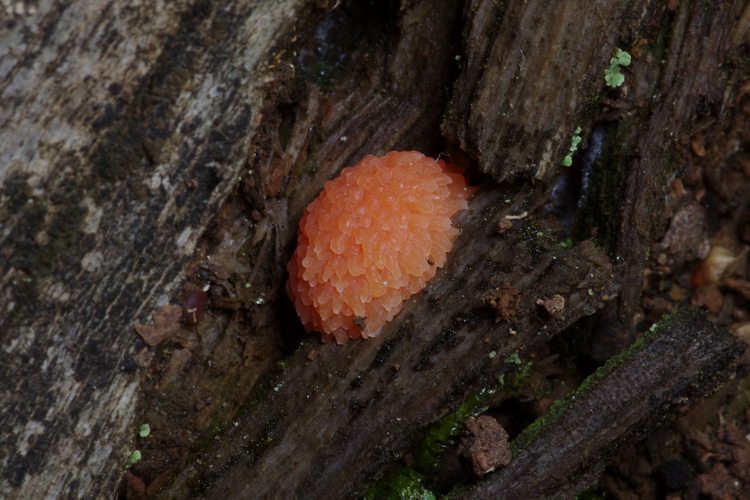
{"left": 461, "top": 307, "right": 747, "bottom": 499}
{"left": 0, "top": 0, "right": 748, "bottom": 498}
{"left": 165, "top": 189, "right": 620, "bottom": 498}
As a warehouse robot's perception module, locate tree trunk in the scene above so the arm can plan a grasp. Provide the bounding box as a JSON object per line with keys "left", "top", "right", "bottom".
{"left": 1, "top": 0, "right": 747, "bottom": 498}
{"left": 1, "top": 0, "right": 306, "bottom": 496}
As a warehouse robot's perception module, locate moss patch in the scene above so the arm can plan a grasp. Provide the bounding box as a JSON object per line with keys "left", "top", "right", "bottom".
{"left": 510, "top": 312, "right": 673, "bottom": 454}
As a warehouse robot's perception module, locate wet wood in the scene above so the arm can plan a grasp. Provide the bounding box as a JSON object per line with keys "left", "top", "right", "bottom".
{"left": 444, "top": 0, "right": 743, "bottom": 356}
{"left": 164, "top": 187, "right": 619, "bottom": 498}
{"left": 462, "top": 307, "right": 747, "bottom": 499}
{"left": 0, "top": 0, "right": 746, "bottom": 498}
{"left": 154, "top": 0, "right": 748, "bottom": 495}
{"left": 603, "top": 1, "right": 741, "bottom": 348}
{"left": 443, "top": 0, "right": 632, "bottom": 182}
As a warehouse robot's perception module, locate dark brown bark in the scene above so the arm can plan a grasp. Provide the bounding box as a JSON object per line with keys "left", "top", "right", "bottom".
{"left": 444, "top": 0, "right": 743, "bottom": 354}
{"left": 461, "top": 307, "right": 746, "bottom": 499}
{"left": 443, "top": 0, "right": 631, "bottom": 182}
{"left": 166, "top": 191, "right": 619, "bottom": 498}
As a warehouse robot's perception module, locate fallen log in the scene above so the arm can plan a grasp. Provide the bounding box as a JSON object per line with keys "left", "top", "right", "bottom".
{"left": 1, "top": 0, "right": 746, "bottom": 497}
{"left": 163, "top": 188, "right": 619, "bottom": 498}
{"left": 462, "top": 308, "right": 746, "bottom": 499}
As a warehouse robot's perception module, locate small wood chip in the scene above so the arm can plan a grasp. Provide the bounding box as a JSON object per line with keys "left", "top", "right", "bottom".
{"left": 134, "top": 305, "right": 183, "bottom": 347}
{"left": 536, "top": 294, "right": 566, "bottom": 317}
{"left": 459, "top": 416, "right": 512, "bottom": 476}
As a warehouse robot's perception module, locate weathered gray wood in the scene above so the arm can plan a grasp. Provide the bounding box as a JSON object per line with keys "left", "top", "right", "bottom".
{"left": 462, "top": 308, "right": 746, "bottom": 499}
{"left": 0, "top": 1, "right": 305, "bottom": 497}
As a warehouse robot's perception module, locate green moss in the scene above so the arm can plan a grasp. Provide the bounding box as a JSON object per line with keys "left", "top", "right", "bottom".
{"left": 364, "top": 468, "right": 436, "bottom": 500}
{"left": 371, "top": 394, "right": 512, "bottom": 495}
{"left": 511, "top": 312, "right": 674, "bottom": 454}
{"left": 412, "top": 388, "right": 494, "bottom": 471}
{"left": 365, "top": 356, "right": 536, "bottom": 498}
{"left": 507, "top": 361, "right": 533, "bottom": 387}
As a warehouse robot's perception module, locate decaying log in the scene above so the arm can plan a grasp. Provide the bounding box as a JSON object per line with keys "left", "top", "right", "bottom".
{"left": 444, "top": 0, "right": 744, "bottom": 354}
{"left": 163, "top": 188, "right": 619, "bottom": 499}
{"left": 601, "top": 1, "right": 741, "bottom": 344}
{"left": 444, "top": 0, "right": 633, "bottom": 182}
{"left": 443, "top": 0, "right": 740, "bottom": 183}
{"left": 0, "top": 1, "right": 308, "bottom": 496}
{"left": 1, "top": 0, "right": 747, "bottom": 497}
{"left": 462, "top": 307, "right": 747, "bottom": 499}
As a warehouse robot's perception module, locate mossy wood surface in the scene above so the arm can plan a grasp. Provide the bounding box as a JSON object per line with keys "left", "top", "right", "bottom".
{"left": 462, "top": 308, "right": 746, "bottom": 499}
{"left": 0, "top": 0, "right": 746, "bottom": 498}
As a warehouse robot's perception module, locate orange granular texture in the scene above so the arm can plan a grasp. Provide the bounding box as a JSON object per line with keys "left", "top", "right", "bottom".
{"left": 286, "top": 151, "right": 470, "bottom": 344}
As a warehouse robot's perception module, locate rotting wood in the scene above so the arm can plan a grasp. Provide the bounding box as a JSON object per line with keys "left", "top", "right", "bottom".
{"left": 461, "top": 307, "right": 746, "bottom": 499}
{"left": 442, "top": 0, "right": 744, "bottom": 356}
{"left": 602, "top": 0, "right": 741, "bottom": 349}
{"left": 443, "top": 0, "right": 634, "bottom": 182}
{"left": 0, "top": 1, "right": 307, "bottom": 497}
{"left": 1, "top": 0, "right": 747, "bottom": 497}
{"left": 132, "top": 1, "right": 471, "bottom": 492}
{"left": 161, "top": 187, "right": 620, "bottom": 498}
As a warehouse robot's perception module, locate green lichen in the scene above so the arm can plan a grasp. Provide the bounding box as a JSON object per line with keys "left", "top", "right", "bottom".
{"left": 604, "top": 48, "right": 631, "bottom": 88}
{"left": 562, "top": 126, "right": 582, "bottom": 167}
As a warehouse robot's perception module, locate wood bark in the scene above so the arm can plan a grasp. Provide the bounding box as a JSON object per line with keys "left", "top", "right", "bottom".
{"left": 462, "top": 307, "right": 746, "bottom": 499}
{"left": 167, "top": 193, "right": 619, "bottom": 499}
{"left": 0, "top": 0, "right": 747, "bottom": 498}
{"left": 0, "top": 0, "right": 306, "bottom": 496}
